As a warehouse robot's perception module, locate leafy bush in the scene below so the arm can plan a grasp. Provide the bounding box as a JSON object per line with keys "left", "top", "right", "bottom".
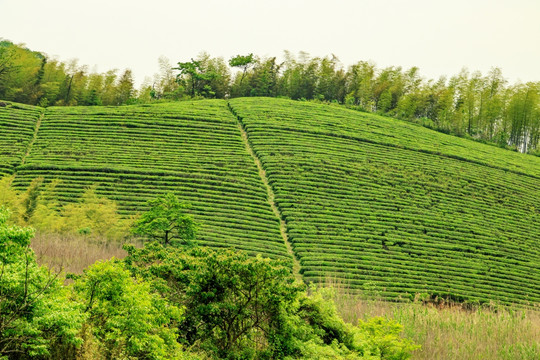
{"left": 357, "top": 317, "right": 419, "bottom": 359}
{"left": 0, "top": 207, "right": 85, "bottom": 358}
{"left": 123, "top": 242, "right": 418, "bottom": 359}
{"left": 74, "top": 259, "right": 183, "bottom": 360}
{"left": 123, "top": 242, "right": 303, "bottom": 359}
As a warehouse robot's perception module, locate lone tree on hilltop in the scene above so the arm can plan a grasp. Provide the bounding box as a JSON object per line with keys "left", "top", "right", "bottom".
{"left": 132, "top": 192, "right": 197, "bottom": 246}
{"left": 229, "top": 53, "right": 255, "bottom": 86}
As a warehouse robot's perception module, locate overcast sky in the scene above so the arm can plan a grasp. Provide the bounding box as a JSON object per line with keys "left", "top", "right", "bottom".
{"left": 1, "top": 0, "right": 539, "bottom": 86}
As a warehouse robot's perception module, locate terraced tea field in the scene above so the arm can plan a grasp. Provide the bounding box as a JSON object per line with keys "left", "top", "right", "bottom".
{"left": 1, "top": 98, "right": 539, "bottom": 306}
{"left": 0, "top": 102, "right": 41, "bottom": 176}
{"left": 9, "top": 101, "right": 288, "bottom": 260}
{"left": 229, "top": 98, "right": 540, "bottom": 306}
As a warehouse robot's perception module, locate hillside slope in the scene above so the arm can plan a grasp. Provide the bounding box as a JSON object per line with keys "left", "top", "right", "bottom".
{"left": 4, "top": 100, "right": 288, "bottom": 260}
{"left": 1, "top": 98, "right": 539, "bottom": 306}
{"left": 0, "top": 102, "right": 41, "bottom": 176}
{"left": 229, "top": 98, "right": 540, "bottom": 306}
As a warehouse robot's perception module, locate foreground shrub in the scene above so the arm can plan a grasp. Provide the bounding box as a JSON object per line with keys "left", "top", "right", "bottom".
{"left": 123, "top": 243, "right": 418, "bottom": 359}
{"left": 0, "top": 207, "right": 84, "bottom": 358}
{"left": 357, "top": 317, "right": 419, "bottom": 360}
{"left": 74, "top": 260, "right": 183, "bottom": 360}
{"left": 123, "top": 243, "right": 303, "bottom": 358}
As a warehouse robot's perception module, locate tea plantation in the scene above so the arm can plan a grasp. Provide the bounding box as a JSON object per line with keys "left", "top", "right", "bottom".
{"left": 0, "top": 102, "right": 41, "bottom": 176}
{"left": 1, "top": 97, "right": 539, "bottom": 306}
{"left": 229, "top": 98, "right": 540, "bottom": 306}
{"left": 3, "top": 100, "right": 288, "bottom": 260}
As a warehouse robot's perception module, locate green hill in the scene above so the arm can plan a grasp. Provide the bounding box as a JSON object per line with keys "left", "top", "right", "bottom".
{"left": 230, "top": 98, "right": 540, "bottom": 306}
{"left": 1, "top": 98, "right": 539, "bottom": 306}
{"left": 3, "top": 100, "right": 287, "bottom": 260}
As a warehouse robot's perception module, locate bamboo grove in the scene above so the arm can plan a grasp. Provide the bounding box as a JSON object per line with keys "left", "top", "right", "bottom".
{"left": 1, "top": 40, "right": 539, "bottom": 153}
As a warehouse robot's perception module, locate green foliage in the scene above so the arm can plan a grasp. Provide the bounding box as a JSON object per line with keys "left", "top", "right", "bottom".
{"left": 123, "top": 243, "right": 418, "bottom": 359}
{"left": 229, "top": 54, "right": 255, "bottom": 70}
{"left": 0, "top": 177, "right": 24, "bottom": 225}
{"left": 114, "top": 69, "right": 135, "bottom": 105}
{"left": 74, "top": 259, "right": 183, "bottom": 360}
{"left": 28, "top": 179, "right": 64, "bottom": 233}
{"left": 0, "top": 40, "right": 136, "bottom": 106}
{"left": 123, "top": 243, "right": 302, "bottom": 358}
{"left": 0, "top": 207, "right": 34, "bottom": 258}
{"left": 282, "top": 288, "right": 418, "bottom": 360}
{"left": 132, "top": 192, "right": 196, "bottom": 245}
{"left": 0, "top": 207, "right": 85, "bottom": 358}
{"left": 229, "top": 54, "right": 255, "bottom": 96}
{"left": 22, "top": 177, "right": 43, "bottom": 223}
{"left": 357, "top": 317, "right": 419, "bottom": 359}
{"left": 0, "top": 178, "right": 130, "bottom": 241}
{"left": 61, "top": 185, "right": 131, "bottom": 240}
{"left": 174, "top": 57, "right": 218, "bottom": 98}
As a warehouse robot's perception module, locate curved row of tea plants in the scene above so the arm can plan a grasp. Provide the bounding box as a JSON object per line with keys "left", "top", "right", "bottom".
{"left": 231, "top": 98, "right": 540, "bottom": 178}
{"left": 230, "top": 98, "right": 540, "bottom": 306}
{"left": 10, "top": 101, "right": 289, "bottom": 260}
{"left": 0, "top": 102, "right": 41, "bottom": 176}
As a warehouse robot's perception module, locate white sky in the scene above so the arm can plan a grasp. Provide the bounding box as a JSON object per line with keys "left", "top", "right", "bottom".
{"left": 1, "top": 0, "right": 539, "bottom": 87}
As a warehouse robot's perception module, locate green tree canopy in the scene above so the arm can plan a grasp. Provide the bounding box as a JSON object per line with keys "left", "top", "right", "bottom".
{"left": 74, "top": 259, "right": 182, "bottom": 359}
{"left": 229, "top": 53, "right": 255, "bottom": 86}
{"left": 174, "top": 58, "right": 217, "bottom": 97}
{"left": 132, "top": 193, "right": 197, "bottom": 245}
{"left": 0, "top": 207, "right": 84, "bottom": 358}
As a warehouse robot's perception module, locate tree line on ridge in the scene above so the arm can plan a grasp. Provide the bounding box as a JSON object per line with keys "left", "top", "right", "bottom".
{"left": 1, "top": 39, "right": 539, "bottom": 153}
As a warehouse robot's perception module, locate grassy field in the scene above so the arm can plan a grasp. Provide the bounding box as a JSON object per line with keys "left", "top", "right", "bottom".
{"left": 1, "top": 97, "right": 539, "bottom": 310}
{"left": 330, "top": 285, "right": 540, "bottom": 360}
{"left": 30, "top": 232, "right": 129, "bottom": 274}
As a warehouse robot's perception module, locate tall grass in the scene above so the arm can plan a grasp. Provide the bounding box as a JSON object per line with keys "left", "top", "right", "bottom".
{"left": 330, "top": 285, "right": 540, "bottom": 360}
{"left": 30, "top": 232, "right": 133, "bottom": 274}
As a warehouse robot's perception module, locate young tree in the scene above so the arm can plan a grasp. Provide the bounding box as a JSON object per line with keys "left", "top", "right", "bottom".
{"left": 114, "top": 69, "right": 135, "bottom": 105}
{"left": 174, "top": 58, "right": 217, "bottom": 97}
{"left": 316, "top": 55, "right": 346, "bottom": 102}
{"left": 248, "top": 57, "right": 281, "bottom": 97}
{"left": 345, "top": 60, "right": 376, "bottom": 110}
{"left": 132, "top": 193, "right": 196, "bottom": 246}
{"left": 229, "top": 53, "right": 255, "bottom": 89}
{"left": 197, "top": 52, "right": 231, "bottom": 99}
{"left": 152, "top": 56, "right": 182, "bottom": 100}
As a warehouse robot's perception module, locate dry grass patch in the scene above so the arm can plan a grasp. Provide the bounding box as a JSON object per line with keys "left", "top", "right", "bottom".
{"left": 330, "top": 286, "right": 540, "bottom": 360}
{"left": 30, "top": 232, "right": 135, "bottom": 274}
